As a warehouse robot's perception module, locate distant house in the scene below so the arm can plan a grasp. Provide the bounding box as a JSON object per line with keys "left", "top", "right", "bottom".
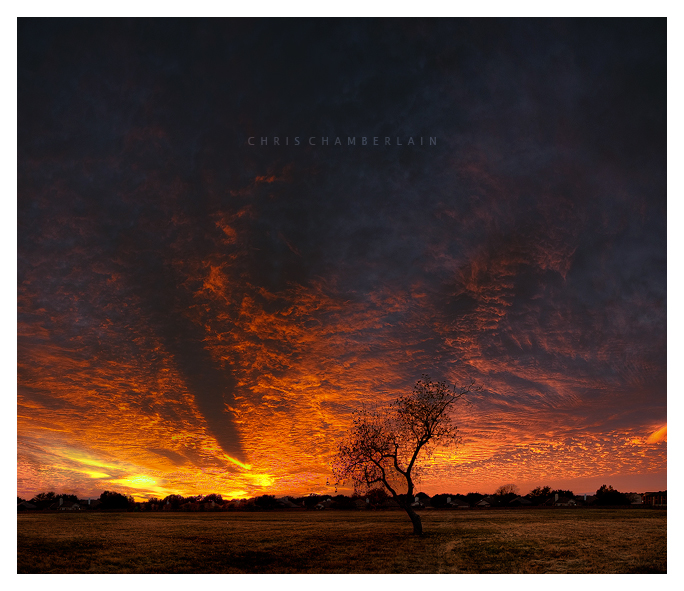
{"left": 627, "top": 493, "right": 643, "bottom": 505}
{"left": 60, "top": 502, "right": 81, "bottom": 511}
{"left": 46, "top": 498, "right": 80, "bottom": 510}
{"left": 542, "top": 493, "right": 576, "bottom": 507}
{"left": 476, "top": 499, "right": 490, "bottom": 508}
{"left": 443, "top": 496, "right": 469, "bottom": 509}
{"left": 554, "top": 496, "right": 577, "bottom": 507}
{"left": 643, "top": 491, "right": 667, "bottom": 506}
{"left": 17, "top": 501, "right": 37, "bottom": 511}
{"left": 315, "top": 499, "right": 334, "bottom": 510}
{"left": 276, "top": 497, "right": 299, "bottom": 508}
{"left": 411, "top": 495, "right": 425, "bottom": 509}
{"left": 509, "top": 496, "right": 532, "bottom": 507}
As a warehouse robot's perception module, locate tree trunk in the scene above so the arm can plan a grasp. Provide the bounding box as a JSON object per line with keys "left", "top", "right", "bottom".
{"left": 404, "top": 504, "right": 423, "bottom": 535}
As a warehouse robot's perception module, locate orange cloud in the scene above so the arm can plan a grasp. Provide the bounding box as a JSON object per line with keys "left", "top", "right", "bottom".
{"left": 646, "top": 425, "right": 667, "bottom": 444}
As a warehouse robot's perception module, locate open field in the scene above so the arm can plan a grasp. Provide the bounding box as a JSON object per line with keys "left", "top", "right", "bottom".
{"left": 17, "top": 508, "right": 666, "bottom": 573}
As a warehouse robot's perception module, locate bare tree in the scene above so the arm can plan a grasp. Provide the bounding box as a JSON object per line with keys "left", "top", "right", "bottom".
{"left": 332, "top": 375, "right": 477, "bottom": 535}
{"left": 494, "top": 484, "right": 520, "bottom": 496}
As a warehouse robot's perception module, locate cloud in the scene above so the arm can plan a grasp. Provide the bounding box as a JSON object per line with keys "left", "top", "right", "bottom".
{"left": 646, "top": 425, "right": 667, "bottom": 445}
{"left": 17, "top": 19, "right": 666, "bottom": 499}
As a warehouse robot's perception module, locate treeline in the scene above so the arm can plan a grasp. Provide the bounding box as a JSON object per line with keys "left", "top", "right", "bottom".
{"left": 17, "top": 490, "right": 367, "bottom": 512}
{"left": 467, "top": 483, "right": 638, "bottom": 507}
{"left": 17, "top": 483, "right": 647, "bottom": 512}
{"left": 18, "top": 490, "right": 137, "bottom": 511}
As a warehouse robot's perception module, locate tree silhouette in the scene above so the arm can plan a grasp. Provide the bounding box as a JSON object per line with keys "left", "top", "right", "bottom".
{"left": 31, "top": 491, "right": 56, "bottom": 503}
{"left": 528, "top": 486, "right": 551, "bottom": 505}
{"left": 203, "top": 493, "right": 223, "bottom": 504}
{"left": 57, "top": 493, "right": 78, "bottom": 504}
{"left": 530, "top": 486, "right": 551, "bottom": 495}
{"left": 366, "top": 487, "right": 390, "bottom": 507}
{"left": 254, "top": 494, "right": 278, "bottom": 509}
{"left": 332, "top": 375, "right": 477, "bottom": 535}
{"left": 162, "top": 494, "right": 185, "bottom": 509}
{"left": 429, "top": 493, "right": 456, "bottom": 508}
{"left": 99, "top": 490, "right": 132, "bottom": 510}
{"left": 595, "top": 484, "right": 629, "bottom": 505}
{"left": 551, "top": 489, "right": 575, "bottom": 500}
{"left": 491, "top": 484, "right": 520, "bottom": 506}
{"left": 494, "top": 484, "right": 520, "bottom": 496}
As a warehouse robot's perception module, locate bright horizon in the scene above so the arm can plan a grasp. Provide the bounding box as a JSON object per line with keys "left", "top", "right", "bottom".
{"left": 18, "top": 463, "right": 670, "bottom": 503}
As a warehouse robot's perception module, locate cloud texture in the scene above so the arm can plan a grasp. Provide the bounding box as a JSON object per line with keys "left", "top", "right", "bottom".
{"left": 18, "top": 18, "right": 666, "bottom": 498}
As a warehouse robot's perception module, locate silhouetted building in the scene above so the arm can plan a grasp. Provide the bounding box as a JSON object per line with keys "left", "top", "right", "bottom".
{"left": 627, "top": 493, "right": 643, "bottom": 505}
{"left": 509, "top": 496, "right": 532, "bottom": 507}
{"left": 642, "top": 491, "right": 666, "bottom": 506}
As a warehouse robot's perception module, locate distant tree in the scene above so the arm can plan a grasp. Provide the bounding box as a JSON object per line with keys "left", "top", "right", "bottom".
{"left": 595, "top": 484, "right": 629, "bottom": 505}
{"left": 429, "top": 494, "right": 445, "bottom": 508}
{"left": 367, "top": 487, "right": 389, "bottom": 507}
{"left": 291, "top": 495, "right": 308, "bottom": 508}
{"left": 529, "top": 486, "right": 551, "bottom": 496}
{"left": 550, "top": 489, "right": 575, "bottom": 500}
{"left": 17, "top": 497, "right": 26, "bottom": 504}
{"left": 494, "top": 484, "right": 520, "bottom": 496}
{"left": 99, "top": 490, "right": 131, "bottom": 510}
{"left": 528, "top": 486, "right": 551, "bottom": 505}
{"left": 203, "top": 493, "right": 223, "bottom": 504}
{"left": 332, "top": 375, "right": 477, "bottom": 535}
{"left": 142, "top": 497, "right": 161, "bottom": 511}
{"left": 56, "top": 493, "right": 79, "bottom": 504}
{"left": 31, "top": 491, "right": 56, "bottom": 503}
{"left": 239, "top": 498, "right": 256, "bottom": 511}
{"left": 254, "top": 494, "right": 279, "bottom": 510}
{"left": 489, "top": 484, "right": 520, "bottom": 506}
{"left": 464, "top": 492, "right": 484, "bottom": 505}
{"left": 430, "top": 493, "right": 453, "bottom": 508}
{"left": 162, "top": 494, "right": 185, "bottom": 509}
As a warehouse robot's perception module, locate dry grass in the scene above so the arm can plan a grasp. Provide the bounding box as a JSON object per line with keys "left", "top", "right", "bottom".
{"left": 17, "top": 507, "right": 666, "bottom": 573}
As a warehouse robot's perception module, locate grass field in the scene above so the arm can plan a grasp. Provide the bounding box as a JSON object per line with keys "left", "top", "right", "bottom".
{"left": 17, "top": 507, "right": 666, "bottom": 573}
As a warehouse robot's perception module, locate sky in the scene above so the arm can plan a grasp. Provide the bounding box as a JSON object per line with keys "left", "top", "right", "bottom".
{"left": 17, "top": 18, "right": 667, "bottom": 501}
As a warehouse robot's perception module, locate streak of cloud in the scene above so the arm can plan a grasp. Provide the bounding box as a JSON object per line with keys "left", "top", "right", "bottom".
{"left": 17, "top": 18, "right": 666, "bottom": 499}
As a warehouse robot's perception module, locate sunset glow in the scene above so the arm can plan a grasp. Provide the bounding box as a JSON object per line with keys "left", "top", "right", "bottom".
{"left": 17, "top": 19, "right": 666, "bottom": 501}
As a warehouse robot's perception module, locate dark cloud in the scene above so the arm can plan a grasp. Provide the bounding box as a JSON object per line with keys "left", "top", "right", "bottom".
{"left": 17, "top": 18, "right": 666, "bottom": 498}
